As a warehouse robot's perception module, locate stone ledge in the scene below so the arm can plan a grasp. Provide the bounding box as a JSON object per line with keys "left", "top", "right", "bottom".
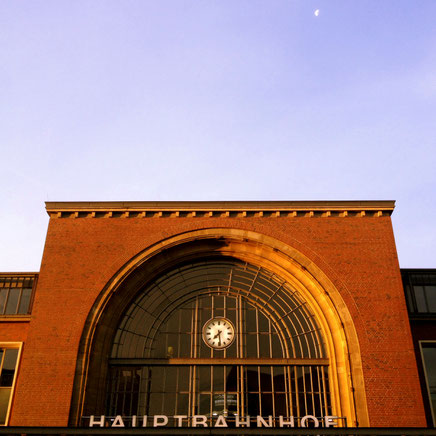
{"left": 45, "top": 201, "right": 395, "bottom": 218}
{"left": 0, "top": 315, "right": 31, "bottom": 322}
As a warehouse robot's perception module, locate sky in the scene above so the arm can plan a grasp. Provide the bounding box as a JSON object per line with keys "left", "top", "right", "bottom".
{"left": 0, "top": 0, "right": 435, "bottom": 271}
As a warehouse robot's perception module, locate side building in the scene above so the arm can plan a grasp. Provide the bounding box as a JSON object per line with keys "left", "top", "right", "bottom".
{"left": 402, "top": 269, "right": 436, "bottom": 427}
{"left": 0, "top": 201, "right": 433, "bottom": 431}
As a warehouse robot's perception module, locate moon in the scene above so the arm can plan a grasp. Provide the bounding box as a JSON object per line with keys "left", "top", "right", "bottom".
{"left": 314, "top": 9, "right": 320, "bottom": 16}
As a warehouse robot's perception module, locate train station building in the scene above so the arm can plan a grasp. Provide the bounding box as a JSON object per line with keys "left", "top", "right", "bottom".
{"left": 1, "top": 201, "right": 435, "bottom": 432}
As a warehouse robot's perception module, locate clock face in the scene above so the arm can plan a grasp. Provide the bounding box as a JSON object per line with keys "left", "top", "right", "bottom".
{"left": 203, "top": 317, "right": 235, "bottom": 349}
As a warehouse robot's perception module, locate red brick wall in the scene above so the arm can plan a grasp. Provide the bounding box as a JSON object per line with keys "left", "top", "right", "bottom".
{"left": 9, "top": 215, "right": 426, "bottom": 426}
{"left": 1, "top": 321, "right": 29, "bottom": 342}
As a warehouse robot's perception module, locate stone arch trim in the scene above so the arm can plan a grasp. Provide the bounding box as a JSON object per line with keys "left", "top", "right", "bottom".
{"left": 69, "top": 227, "right": 369, "bottom": 427}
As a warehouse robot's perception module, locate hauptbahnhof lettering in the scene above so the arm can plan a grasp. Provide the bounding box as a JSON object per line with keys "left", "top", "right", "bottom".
{"left": 87, "top": 414, "right": 340, "bottom": 428}
{"left": 1, "top": 201, "right": 435, "bottom": 432}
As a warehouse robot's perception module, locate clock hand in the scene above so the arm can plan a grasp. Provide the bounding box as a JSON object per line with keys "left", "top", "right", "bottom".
{"left": 213, "top": 330, "right": 222, "bottom": 346}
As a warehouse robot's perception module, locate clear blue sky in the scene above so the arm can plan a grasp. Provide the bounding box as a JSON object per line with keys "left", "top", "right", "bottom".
{"left": 1, "top": 1, "right": 435, "bottom": 271}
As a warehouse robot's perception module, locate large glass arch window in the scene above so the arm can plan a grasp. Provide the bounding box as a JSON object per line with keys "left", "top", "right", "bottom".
{"left": 107, "top": 258, "right": 332, "bottom": 426}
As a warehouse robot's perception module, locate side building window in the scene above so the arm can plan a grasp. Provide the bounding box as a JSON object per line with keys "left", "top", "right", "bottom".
{"left": 409, "top": 285, "right": 436, "bottom": 313}
{"left": 0, "top": 344, "right": 21, "bottom": 425}
{"left": 403, "top": 271, "right": 436, "bottom": 315}
{"left": 0, "top": 275, "right": 36, "bottom": 316}
{"left": 421, "top": 342, "right": 436, "bottom": 426}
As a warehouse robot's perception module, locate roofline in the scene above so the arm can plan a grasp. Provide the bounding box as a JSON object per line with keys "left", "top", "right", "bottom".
{"left": 0, "top": 272, "right": 39, "bottom": 276}
{"left": 46, "top": 200, "right": 395, "bottom": 211}
{"left": 45, "top": 201, "right": 395, "bottom": 218}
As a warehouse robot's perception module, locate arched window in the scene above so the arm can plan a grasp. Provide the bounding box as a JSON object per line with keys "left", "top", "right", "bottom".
{"left": 106, "top": 257, "right": 331, "bottom": 426}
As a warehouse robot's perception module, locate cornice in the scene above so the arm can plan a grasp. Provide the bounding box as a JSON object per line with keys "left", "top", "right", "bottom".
{"left": 0, "top": 272, "right": 39, "bottom": 276}
{"left": 45, "top": 201, "right": 395, "bottom": 218}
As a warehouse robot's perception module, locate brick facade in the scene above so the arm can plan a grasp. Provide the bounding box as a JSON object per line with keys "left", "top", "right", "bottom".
{"left": 3, "top": 202, "right": 426, "bottom": 427}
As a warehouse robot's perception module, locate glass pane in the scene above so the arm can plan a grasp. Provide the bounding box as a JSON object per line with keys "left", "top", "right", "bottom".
{"left": 177, "top": 393, "right": 189, "bottom": 415}
{"left": 165, "top": 367, "right": 177, "bottom": 392}
{"left": 257, "top": 312, "right": 268, "bottom": 332}
{"left": 180, "top": 308, "right": 192, "bottom": 332}
{"left": 245, "top": 307, "right": 257, "bottom": 333}
{"left": 271, "top": 332, "right": 283, "bottom": 357}
{"left": 273, "top": 366, "right": 286, "bottom": 392}
{"left": 225, "top": 340, "right": 237, "bottom": 358}
{"left": 224, "top": 366, "right": 238, "bottom": 392}
{"left": 178, "top": 333, "right": 191, "bottom": 358}
{"left": 225, "top": 392, "right": 238, "bottom": 415}
{"left": 422, "top": 344, "right": 436, "bottom": 425}
{"left": 0, "top": 388, "right": 12, "bottom": 424}
{"left": 148, "top": 393, "right": 165, "bottom": 415}
{"left": 275, "top": 392, "right": 287, "bottom": 416}
{"left": 211, "top": 393, "right": 225, "bottom": 413}
{"left": 166, "top": 311, "right": 180, "bottom": 332}
{"left": 0, "top": 349, "right": 18, "bottom": 387}
{"left": 150, "top": 367, "right": 165, "bottom": 392}
{"left": 152, "top": 332, "right": 168, "bottom": 358}
{"left": 259, "top": 366, "right": 273, "bottom": 391}
{"left": 425, "top": 286, "right": 436, "bottom": 313}
{"left": 246, "top": 392, "right": 259, "bottom": 415}
{"left": 178, "top": 367, "right": 189, "bottom": 392}
{"left": 245, "top": 334, "right": 257, "bottom": 358}
{"left": 213, "top": 366, "right": 224, "bottom": 392}
{"left": 405, "top": 285, "right": 415, "bottom": 312}
{"left": 0, "top": 289, "right": 8, "bottom": 315}
{"left": 163, "top": 392, "right": 176, "bottom": 415}
{"left": 198, "top": 393, "right": 211, "bottom": 415}
{"left": 245, "top": 368, "right": 259, "bottom": 392}
{"left": 18, "top": 288, "right": 32, "bottom": 314}
{"left": 414, "top": 286, "right": 427, "bottom": 312}
{"left": 259, "top": 334, "right": 270, "bottom": 358}
{"left": 198, "top": 366, "right": 211, "bottom": 392}
{"left": 260, "top": 392, "right": 274, "bottom": 415}
{"left": 5, "top": 288, "right": 20, "bottom": 315}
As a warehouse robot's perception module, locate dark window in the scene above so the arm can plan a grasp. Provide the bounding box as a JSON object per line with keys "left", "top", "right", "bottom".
{"left": 0, "top": 275, "right": 36, "bottom": 315}
{"left": 421, "top": 342, "right": 436, "bottom": 426}
{"left": 107, "top": 364, "right": 330, "bottom": 424}
{"left": 402, "top": 271, "right": 436, "bottom": 314}
{"left": 0, "top": 347, "right": 20, "bottom": 425}
{"left": 107, "top": 258, "right": 331, "bottom": 426}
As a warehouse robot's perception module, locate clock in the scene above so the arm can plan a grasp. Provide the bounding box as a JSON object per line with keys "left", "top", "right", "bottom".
{"left": 202, "top": 317, "right": 235, "bottom": 349}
